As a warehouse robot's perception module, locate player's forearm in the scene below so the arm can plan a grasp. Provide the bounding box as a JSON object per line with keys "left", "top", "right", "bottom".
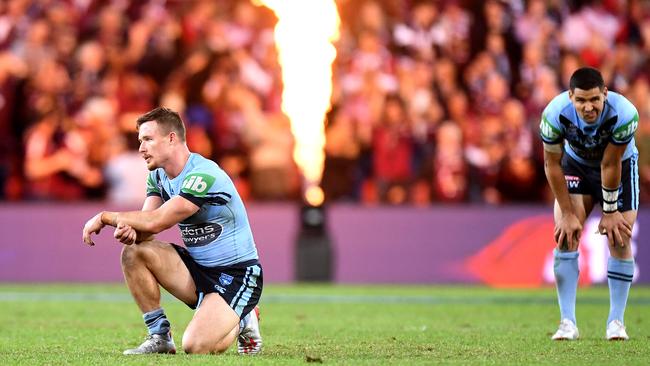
{"left": 101, "top": 211, "right": 168, "bottom": 234}
{"left": 600, "top": 159, "right": 622, "bottom": 214}
{"left": 600, "top": 160, "right": 622, "bottom": 190}
{"left": 545, "top": 163, "right": 574, "bottom": 215}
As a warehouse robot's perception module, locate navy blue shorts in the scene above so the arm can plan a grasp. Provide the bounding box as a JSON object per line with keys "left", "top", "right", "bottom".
{"left": 561, "top": 153, "right": 639, "bottom": 212}
{"left": 172, "top": 244, "right": 263, "bottom": 319}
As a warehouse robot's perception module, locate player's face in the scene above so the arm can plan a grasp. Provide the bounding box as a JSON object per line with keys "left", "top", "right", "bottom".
{"left": 569, "top": 87, "right": 607, "bottom": 123}
{"left": 138, "top": 121, "right": 171, "bottom": 170}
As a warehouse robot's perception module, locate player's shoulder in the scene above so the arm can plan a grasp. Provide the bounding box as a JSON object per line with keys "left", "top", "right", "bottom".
{"left": 146, "top": 168, "right": 165, "bottom": 194}
{"left": 606, "top": 92, "right": 639, "bottom": 143}
{"left": 540, "top": 91, "right": 572, "bottom": 143}
{"left": 542, "top": 91, "right": 572, "bottom": 120}
{"left": 187, "top": 153, "right": 221, "bottom": 172}
{"left": 180, "top": 153, "right": 227, "bottom": 196}
{"left": 606, "top": 91, "right": 638, "bottom": 120}
{"left": 148, "top": 167, "right": 165, "bottom": 182}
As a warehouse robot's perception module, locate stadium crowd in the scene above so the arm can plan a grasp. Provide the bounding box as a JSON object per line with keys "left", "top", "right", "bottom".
{"left": 0, "top": 0, "right": 649, "bottom": 206}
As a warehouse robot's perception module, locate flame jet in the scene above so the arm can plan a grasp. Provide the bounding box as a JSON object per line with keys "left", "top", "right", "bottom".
{"left": 256, "top": 0, "right": 340, "bottom": 206}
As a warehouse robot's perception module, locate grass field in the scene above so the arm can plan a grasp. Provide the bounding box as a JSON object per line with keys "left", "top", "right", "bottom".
{"left": 1, "top": 284, "right": 649, "bottom": 365}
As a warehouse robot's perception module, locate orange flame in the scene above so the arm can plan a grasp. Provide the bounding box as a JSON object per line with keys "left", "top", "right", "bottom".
{"left": 255, "top": 0, "right": 340, "bottom": 206}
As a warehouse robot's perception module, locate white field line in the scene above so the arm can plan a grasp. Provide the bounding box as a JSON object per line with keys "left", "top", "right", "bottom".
{"left": 0, "top": 292, "right": 646, "bottom": 304}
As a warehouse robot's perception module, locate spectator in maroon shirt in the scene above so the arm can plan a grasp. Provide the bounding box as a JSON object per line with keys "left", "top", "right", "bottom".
{"left": 372, "top": 94, "right": 413, "bottom": 204}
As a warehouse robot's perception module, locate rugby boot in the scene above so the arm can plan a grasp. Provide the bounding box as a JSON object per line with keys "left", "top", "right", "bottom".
{"left": 606, "top": 320, "right": 629, "bottom": 341}
{"left": 123, "top": 332, "right": 176, "bottom": 355}
{"left": 551, "top": 319, "right": 579, "bottom": 341}
{"left": 238, "top": 306, "right": 262, "bottom": 355}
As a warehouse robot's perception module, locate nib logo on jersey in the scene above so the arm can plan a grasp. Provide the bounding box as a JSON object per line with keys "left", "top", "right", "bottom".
{"left": 181, "top": 173, "right": 216, "bottom": 197}
{"left": 179, "top": 222, "right": 223, "bottom": 247}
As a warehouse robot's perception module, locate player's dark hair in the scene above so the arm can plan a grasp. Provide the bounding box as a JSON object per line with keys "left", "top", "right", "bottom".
{"left": 569, "top": 67, "right": 605, "bottom": 91}
{"left": 136, "top": 107, "right": 186, "bottom": 142}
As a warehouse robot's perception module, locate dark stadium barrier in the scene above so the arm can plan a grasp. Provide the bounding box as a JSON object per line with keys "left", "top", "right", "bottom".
{"left": 295, "top": 204, "right": 334, "bottom": 282}
{"left": 0, "top": 203, "right": 648, "bottom": 285}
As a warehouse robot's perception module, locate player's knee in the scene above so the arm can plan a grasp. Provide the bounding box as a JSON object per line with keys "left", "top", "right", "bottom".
{"left": 120, "top": 244, "right": 139, "bottom": 269}
{"left": 212, "top": 337, "right": 233, "bottom": 354}
{"left": 181, "top": 340, "right": 203, "bottom": 354}
{"left": 182, "top": 336, "right": 225, "bottom": 355}
{"left": 608, "top": 242, "right": 632, "bottom": 258}
{"left": 120, "top": 242, "right": 154, "bottom": 268}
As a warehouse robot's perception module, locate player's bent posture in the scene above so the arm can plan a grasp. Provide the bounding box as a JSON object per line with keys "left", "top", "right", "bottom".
{"left": 540, "top": 67, "right": 639, "bottom": 341}
{"left": 82, "top": 107, "right": 263, "bottom": 355}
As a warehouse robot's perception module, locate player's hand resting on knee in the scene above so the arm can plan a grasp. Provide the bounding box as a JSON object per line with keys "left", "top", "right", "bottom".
{"left": 114, "top": 222, "right": 137, "bottom": 245}
{"left": 555, "top": 213, "right": 582, "bottom": 251}
{"left": 598, "top": 212, "right": 632, "bottom": 247}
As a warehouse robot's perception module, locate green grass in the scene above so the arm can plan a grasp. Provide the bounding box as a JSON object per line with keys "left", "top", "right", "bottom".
{"left": 1, "top": 284, "right": 649, "bottom": 365}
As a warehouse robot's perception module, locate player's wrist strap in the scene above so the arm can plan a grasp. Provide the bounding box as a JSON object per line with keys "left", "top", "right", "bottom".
{"left": 602, "top": 185, "right": 620, "bottom": 214}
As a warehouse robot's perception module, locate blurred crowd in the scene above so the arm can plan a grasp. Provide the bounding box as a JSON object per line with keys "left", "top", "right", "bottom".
{"left": 0, "top": 0, "right": 649, "bottom": 206}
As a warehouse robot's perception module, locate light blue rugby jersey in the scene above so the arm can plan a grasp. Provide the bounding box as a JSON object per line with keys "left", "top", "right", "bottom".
{"left": 539, "top": 90, "right": 639, "bottom": 167}
{"left": 146, "top": 153, "right": 258, "bottom": 267}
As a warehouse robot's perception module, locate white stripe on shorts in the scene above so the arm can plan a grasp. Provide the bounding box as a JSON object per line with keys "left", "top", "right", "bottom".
{"left": 230, "top": 264, "right": 261, "bottom": 317}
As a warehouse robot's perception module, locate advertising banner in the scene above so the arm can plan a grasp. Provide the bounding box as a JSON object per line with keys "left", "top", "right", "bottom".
{"left": 0, "top": 204, "right": 647, "bottom": 285}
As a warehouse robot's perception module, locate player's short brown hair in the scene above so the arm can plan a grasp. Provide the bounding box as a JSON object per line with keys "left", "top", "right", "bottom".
{"left": 136, "top": 107, "right": 186, "bottom": 142}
